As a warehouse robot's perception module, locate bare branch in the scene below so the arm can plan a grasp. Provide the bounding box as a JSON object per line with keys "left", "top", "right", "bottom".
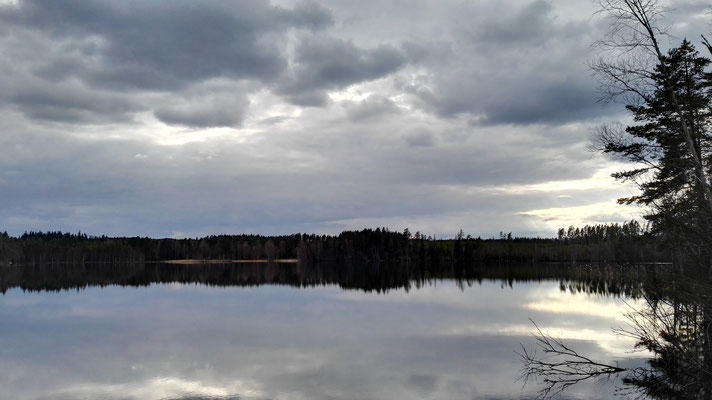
{"left": 702, "top": 34, "right": 712, "bottom": 58}
{"left": 517, "top": 319, "right": 625, "bottom": 399}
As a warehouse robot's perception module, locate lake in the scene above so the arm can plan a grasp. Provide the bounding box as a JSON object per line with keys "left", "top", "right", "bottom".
{"left": 0, "top": 262, "right": 651, "bottom": 399}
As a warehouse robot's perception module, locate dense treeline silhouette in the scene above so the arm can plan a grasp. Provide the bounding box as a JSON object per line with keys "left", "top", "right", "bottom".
{"left": 0, "top": 222, "right": 668, "bottom": 268}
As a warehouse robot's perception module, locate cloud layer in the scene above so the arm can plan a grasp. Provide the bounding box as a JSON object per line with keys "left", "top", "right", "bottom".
{"left": 0, "top": 0, "right": 707, "bottom": 238}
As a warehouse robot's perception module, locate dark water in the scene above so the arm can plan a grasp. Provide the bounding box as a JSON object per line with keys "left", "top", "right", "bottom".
{"left": 0, "top": 262, "right": 649, "bottom": 400}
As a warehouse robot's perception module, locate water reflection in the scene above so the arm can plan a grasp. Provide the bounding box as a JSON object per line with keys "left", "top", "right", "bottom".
{"left": 0, "top": 262, "right": 659, "bottom": 400}
{"left": 619, "top": 274, "right": 712, "bottom": 399}
{"left": 0, "top": 260, "right": 657, "bottom": 296}
{"left": 521, "top": 265, "right": 712, "bottom": 399}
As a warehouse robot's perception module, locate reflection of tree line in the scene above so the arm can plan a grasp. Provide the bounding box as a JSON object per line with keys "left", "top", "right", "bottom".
{"left": 0, "top": 223, "right": 667, "bottom": 268}
{"left": 0, "top": 259, "right": 661, "bottom": 297}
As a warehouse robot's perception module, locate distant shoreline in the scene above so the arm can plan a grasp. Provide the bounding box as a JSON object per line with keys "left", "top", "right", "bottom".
{"left": 159, "top": 259, "right": 299, "bottom": 264}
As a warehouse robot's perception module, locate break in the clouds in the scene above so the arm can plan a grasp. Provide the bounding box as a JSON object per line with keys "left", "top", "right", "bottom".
{"left": 0, "top": 0, "right": 707, "bottom": 238}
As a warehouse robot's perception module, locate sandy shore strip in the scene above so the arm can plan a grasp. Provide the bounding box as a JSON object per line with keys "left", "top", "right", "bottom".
{"left": 160, "top": 259, "right": 299, "bottom": 264}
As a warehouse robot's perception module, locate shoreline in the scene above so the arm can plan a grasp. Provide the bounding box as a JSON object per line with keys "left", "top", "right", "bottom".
{"left": 159, "top": 259, "right": 299, "bottom": 265}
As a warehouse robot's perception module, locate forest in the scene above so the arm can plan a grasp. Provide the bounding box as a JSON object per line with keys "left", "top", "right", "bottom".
{"left": 0, "top": 220, "right": 669, "bottom": 268}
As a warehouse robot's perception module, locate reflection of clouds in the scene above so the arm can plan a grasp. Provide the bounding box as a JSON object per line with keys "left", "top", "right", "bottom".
{"left": 326, "top": 281, "right": 525, "bottom": 311}
{"left": 0, "top": 282, "right": 636, "bottom": 400}
{"left": 443, "top": 323, "right": 637, "bottom": 356}
{"left": 0, "top": 296, "right": 44, "bottom": 307}
{"left": 165, "top": 397, "right": 242, "bottom": 400}
{"left": 329, "top": 281, "right": 644, "bottom": 357}
{"left": 50, "top": 377, "right": 261, "bottom": 400}
{"left": 406, "top": 373, "right": 439, "bottom": 393}
{"left": 520, "top": 287, "right": 644, "bottom": 355}
{"left": 525, "top": 298, "right": 626, "bottom": 319}
{"left": 523, "top": 289, "right": 643, "bottom": 322}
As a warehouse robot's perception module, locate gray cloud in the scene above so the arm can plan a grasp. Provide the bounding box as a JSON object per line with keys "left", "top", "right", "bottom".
{"left": 345, "top": 95, "right": 401, "bottom": 122}
{"left": 0, "top": 0, "right": 333, "bottom": 90}
{"left": 474, "top": 0, "right": 556, "bottom": 46}
{"left": 406, "top": 74, "right": 602, "bottom": 125}
{"left": 477, "top": 77, "right": 602, "bottom": 125}
{"left": 400, "top": 0, "right": 605, "bottom": 125}
{"left": 0, "top": 0, "right": 702, "bottom": 238}
{"left": 0, "top": 0, "right": 333, "bottom": 126}
{"left": 277, "top": 37, "right": 408, "bottom": 106}
{"left": 0, "top": 108, "right": 622, "bottom": 238}
{"left": 282, "top": 90, "right": 331, "bottom": 107}
{"left": 153, "top": 98, "right": 249, "bottom": 128}
{"left": 402, "top": 127, "right": 437, "bottom": 148}
{"left": 9, "top": 80, "right": 140, "bottom": 124}
{"left": 153, "top": 81, "right": 251, "bottom": 128}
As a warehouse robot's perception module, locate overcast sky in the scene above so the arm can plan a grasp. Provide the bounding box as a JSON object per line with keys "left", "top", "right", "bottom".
{"left": 0, "top": 0, "right": 709, "bottom": 238}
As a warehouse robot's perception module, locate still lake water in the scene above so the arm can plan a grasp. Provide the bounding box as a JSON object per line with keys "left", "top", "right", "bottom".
{"left": 0, "top": 269, "right": 645, "bottom": 400}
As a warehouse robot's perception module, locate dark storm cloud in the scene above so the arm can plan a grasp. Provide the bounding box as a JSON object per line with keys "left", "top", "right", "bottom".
{"left": 277, "top": 37, "right": 408, "bottom": 106}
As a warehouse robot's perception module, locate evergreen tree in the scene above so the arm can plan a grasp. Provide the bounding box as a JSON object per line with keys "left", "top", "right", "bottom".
{"left": 595, "top": 40, "right": 712, "bottom": 251}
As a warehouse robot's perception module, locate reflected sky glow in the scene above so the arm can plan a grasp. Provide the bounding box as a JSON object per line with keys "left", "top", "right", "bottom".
{"left": 0, "top": 281, "right": 642, "bottom": 399}
{"left": 524, "top": 286, "right": 638, "bottom": 321}
{"left": 53, "top": 377, "right": 260, "bottom": 400}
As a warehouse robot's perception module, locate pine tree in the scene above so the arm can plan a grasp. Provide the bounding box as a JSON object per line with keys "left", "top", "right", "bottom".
{"left": 595, "top": 40, "right": 712, "bottom": 246}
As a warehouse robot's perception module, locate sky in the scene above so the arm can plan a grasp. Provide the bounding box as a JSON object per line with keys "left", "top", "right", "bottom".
{"left": 0, "top": 0, "right": 709, "bottom": 239}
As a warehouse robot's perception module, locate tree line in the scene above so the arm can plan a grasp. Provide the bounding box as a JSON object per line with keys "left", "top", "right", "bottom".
{"left": 0, "top": 222, "right": 670, "bottom": 268}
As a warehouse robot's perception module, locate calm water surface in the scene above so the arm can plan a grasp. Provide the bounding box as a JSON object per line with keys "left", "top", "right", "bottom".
{"left": 0, "top": 278, "right": 643, "bottom": 399}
